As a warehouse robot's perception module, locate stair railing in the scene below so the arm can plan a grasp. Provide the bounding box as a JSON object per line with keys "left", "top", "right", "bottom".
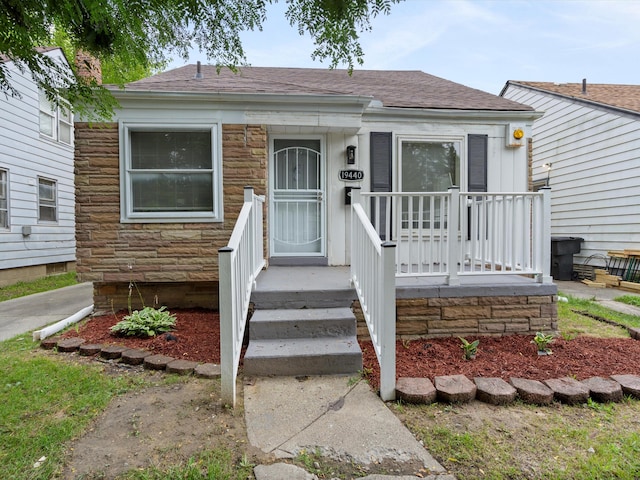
{"left": 350, "top": 187, "right": 397, "bottom": 401}
{"left": 219, "top": 186, "right": 265, "bottom": 407}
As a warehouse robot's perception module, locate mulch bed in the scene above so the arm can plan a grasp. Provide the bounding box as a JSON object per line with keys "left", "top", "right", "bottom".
{"left": 59, "top": 309, "right": 640, "bottom": 392}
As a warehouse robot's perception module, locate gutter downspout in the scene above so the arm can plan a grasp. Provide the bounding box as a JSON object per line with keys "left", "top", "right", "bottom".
{"left": 33, "top": 305, "right": 94, "bottom": 341}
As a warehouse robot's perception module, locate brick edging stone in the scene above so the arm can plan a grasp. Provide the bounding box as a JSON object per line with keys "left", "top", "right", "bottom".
{"left": 40, "top": 337, "right": 221, "bottom": 379}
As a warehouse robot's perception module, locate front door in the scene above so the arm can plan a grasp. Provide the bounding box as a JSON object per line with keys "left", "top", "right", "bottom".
{"left": 270, "top": 138, "right": 325, "bottom": 259}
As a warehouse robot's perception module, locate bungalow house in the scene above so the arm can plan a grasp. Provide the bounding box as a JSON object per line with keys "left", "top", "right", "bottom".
{"left": 76, "top": 65, "right": 558, "bottom": 381}
{"left": 501, "top": 81, "right": 640, "bottom": 280}
{"left": 75, "top": 65, "right": 560, "bottom": 401}
{"left": 0, "top": 47, "right": 76, "bottom": 287}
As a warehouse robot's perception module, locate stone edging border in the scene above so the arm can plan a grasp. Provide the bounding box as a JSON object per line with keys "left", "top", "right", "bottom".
{"left": 40, "top": 336, "right": 221, "bottom": 379}
{"left": 41, "top": 336, "right": 640, "bottom": 408}
{"left": 396, "top": 374, "right": 640, "bottom": 406}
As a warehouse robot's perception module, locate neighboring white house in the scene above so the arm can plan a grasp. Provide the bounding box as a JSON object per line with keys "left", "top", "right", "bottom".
{"left": 0, "top": 47, "right": 76, "bottom": 286}
{"left": 501, "top": 80, "right": 640, "bottom": 273}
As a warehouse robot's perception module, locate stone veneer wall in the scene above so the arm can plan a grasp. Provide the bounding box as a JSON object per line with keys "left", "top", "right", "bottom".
{"left": 353, "top": 290, "right": 558, "bottom": 340}
{"left": 74, "top": 123, "right": 267, "bottom": 311}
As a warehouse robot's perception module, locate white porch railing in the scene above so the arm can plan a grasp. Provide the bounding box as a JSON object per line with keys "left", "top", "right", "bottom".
{"left": 219, "top": 187, "right": 265, "bottom": 407}
{"left": 350, "top": 188, "right": 397, "bottom": 401}
{"left": 363, "top": 187, "right": 552, "bottom": 285}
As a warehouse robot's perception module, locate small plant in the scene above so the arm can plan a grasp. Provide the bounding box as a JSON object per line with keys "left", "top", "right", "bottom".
{"left": 110, "top": 306, "right": 176, "bottom": 338}
{"left": 531, "top": 331, "right": 554, "bottom": 354}
{"left": 459, "top": 337, "right": 479, "bottom": 360}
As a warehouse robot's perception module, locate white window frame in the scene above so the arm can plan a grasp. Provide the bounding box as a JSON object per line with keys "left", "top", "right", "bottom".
{"left": 0, "top": 168, "right": 9, "bottom": 229}
{"left": 38, "top": 176, "right": 58, "bottom": 223}
{"left": 39, "top": 90, "right": 73, "bottom": 146}
{"left": 397, "top": 135, "right": 465, "bottom": 231}
{"left": 119, "top": 122, "right": 222, "bottom": 223}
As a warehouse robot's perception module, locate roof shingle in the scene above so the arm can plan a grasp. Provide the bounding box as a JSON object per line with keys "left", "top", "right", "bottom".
{"left": 120, "top": 65, "right": 532, "bottom": 112}
{"left": 509, "top": 81, "right": 640, "bottom": 114}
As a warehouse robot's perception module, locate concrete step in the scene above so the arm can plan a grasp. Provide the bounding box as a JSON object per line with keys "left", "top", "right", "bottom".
{"left": 249, "top": 307, "right": 356, "bottom": 340}
{"left": 243, "top": 337, "right": 363, "bottom": 376}
{"left": 251, "top": 288, "right": 356, "bottom": 309}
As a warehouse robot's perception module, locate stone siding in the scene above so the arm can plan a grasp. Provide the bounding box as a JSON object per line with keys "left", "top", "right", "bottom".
{"left": 354, "top": 293, "right": 558, "bottom": 340}
{"left": 74, "top": 123, "right": 267, "bottom": 310}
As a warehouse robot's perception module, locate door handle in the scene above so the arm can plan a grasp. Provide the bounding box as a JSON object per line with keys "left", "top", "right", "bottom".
{"left": 317, "top": 191, "right": 324, "bottom": 202}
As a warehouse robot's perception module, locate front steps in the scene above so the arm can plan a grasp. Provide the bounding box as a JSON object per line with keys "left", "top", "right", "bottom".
{"left": 243, "top": 307, "right": 363, "bottom": 377}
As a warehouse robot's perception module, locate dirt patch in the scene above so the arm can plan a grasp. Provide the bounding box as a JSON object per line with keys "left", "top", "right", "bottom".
{"left": 61, "top": 379, "right": 270, "bottom": 479}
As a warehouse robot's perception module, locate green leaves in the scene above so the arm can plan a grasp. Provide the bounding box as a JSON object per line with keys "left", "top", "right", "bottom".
{"left": 1, "top": 0, "right": 402, "bottom": 117}
{"left": 110, "top": 306, "right": 177, "bottom": 338}
{"left": 458, "top": 337, "right": 479, "bottom": 360}
{"left": 531, "top": 331, "right": 554, "bottom": 353}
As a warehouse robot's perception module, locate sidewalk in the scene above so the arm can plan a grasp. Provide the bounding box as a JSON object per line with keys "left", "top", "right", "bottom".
{"left": 555, "top": 280, "right": 640, "bottom": 316}
{"left": 0, "top": 282, "right": 93, "bottom": 341}
{"left": 245, "top": 376, "right": 454, "bottom": 480}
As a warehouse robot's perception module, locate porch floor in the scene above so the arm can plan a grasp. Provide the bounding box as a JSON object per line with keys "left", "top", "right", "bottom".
{"left": 254, "top": 266, "right": 558, "bottom": 299}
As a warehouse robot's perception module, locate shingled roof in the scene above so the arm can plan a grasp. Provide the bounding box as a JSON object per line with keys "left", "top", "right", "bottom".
{"left": 506, "top": 81, "right": 640, "bottom": 115}
{"left": 120, "top": 65, "right": 532, "bottom": 112}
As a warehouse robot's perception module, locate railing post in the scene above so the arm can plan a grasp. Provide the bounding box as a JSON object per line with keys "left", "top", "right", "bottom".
{"left": 447, "top": 187, "right": 460, "bottom": 286}
{"left": 379, "top": 241, "right": 396, "bottom": 402}
{"left": 219, "top": 246, "right": 236, "bottom": 407}
{"left": 539, "top": 187, "right": 553, "bottom": 284}
{"left": 244, "top": 186, "right": 254, "bottom": 203}
{"left": 350, "top": 187, "right": 361, "bottom": 284}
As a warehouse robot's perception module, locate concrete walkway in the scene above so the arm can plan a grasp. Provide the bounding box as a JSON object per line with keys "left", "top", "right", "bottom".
{"left": 0, "top": 282, "right": 93, "bottom": 341}
{"left": 245, "top": 376, "right": 454, "bottom": 480}
{"left": 555, "top": 280, "right": 640, "bottom": 316}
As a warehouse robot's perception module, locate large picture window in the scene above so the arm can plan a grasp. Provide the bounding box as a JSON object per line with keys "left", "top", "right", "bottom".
{"left": 38, "top": 177, "right": 57, "bottom": 222}
{"left": 399, "top": 139, "right": 461, "bottom": 229}
{"left": 0, "top": 169, "right": 8, "bottom": 229}
{"left": 122, "top": 125, "right": 220, "bottom": 222}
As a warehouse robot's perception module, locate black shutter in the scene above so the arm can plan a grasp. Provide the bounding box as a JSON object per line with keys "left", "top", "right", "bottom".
{"left": 468, "top": 134, "right": 488, "bottom": 192}
{"left": 370, "top": 132, "right": 392, "bottom": 192}
{"left": 467, "top": 134, "right": 488, "bottom": 240}
{"left": 370, "top": 132, "right": 392, "bottom": 238}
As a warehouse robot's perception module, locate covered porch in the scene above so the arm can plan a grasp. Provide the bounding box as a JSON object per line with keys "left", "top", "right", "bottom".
{"left": 219, "top": 186, "right": 557, "bottom": 405}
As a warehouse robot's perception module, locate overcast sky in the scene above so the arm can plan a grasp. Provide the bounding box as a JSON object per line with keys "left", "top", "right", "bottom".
{"left": 167, "top": 0, "right": 640, "bottom": 96}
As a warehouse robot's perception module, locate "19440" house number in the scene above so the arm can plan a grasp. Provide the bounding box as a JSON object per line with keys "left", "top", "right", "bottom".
{"left": 338, "top": 169, "right": 364, "bottom": 181}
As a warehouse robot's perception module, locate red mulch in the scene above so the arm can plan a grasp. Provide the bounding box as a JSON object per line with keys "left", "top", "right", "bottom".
{"left": 60, "top": 309, "right": 221, "bottom": 363}
{"left": 59, "top": 310, "right": 640, "bottom": 392}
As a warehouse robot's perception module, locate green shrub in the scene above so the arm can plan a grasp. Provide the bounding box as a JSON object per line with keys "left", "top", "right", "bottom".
{"left": 110, "top": 306, "right": 176, "bottom": 337}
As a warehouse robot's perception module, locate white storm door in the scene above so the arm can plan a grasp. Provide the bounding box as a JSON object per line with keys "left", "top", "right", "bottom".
{"left": 271, "top": 139, "right": 325, "bottom": 257}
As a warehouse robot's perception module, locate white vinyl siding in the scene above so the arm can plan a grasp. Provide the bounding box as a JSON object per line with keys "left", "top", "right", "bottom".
{"left": 0, "top": 49, "right": 76, "bottom": 271}
{"left": 503, "top": 84, "right": 640, "bottom": 266}
{"left": 120, "top": 123, "right": 221, "bottom": 222}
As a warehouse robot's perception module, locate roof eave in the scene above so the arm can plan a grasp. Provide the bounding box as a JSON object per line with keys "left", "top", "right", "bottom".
{"left": 364, "top": 104, "right": 543, "bottom": 122}
{"left": 108, "top": 87, "right": 374, "bottom": 109}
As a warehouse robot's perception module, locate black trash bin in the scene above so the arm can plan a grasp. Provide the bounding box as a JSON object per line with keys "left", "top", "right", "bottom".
{"left": 551, "top": 237, "right": 583, "bottom": 280}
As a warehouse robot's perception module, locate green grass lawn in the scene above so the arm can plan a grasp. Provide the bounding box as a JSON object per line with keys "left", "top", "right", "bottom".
{"left": 0, "top": 271, "right": 78, "bottom": 302}
{"left": 0, "top": 335, "right": 146, "bottom": 479}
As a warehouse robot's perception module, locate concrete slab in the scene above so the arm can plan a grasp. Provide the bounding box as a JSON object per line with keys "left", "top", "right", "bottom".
{"left": 244, "top": 376, "right": 446, "bottom": 474}
{"left": 0, "top": 282, "right": 93, "bottom": 341}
